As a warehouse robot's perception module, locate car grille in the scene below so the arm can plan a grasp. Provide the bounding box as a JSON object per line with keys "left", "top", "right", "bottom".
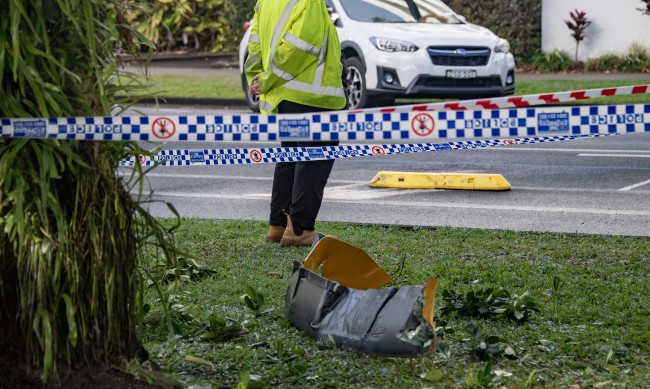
{"left": 416, "top": 76, "right": 502, "bottom": 88}
{"left": 427, "top": 46, "right": 491, "bottom": 66}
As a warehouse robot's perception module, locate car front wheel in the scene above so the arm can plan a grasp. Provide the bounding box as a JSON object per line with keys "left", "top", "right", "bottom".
{"left": 241, "top": 73, "right": 260, "bottom": 112}
{"left": 345, "top": 57, "right": 368, "bottom": 110}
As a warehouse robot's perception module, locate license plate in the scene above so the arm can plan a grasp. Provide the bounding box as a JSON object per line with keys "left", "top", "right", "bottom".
{"left": 446, "top": 69, "right": 477, "bottom": 79}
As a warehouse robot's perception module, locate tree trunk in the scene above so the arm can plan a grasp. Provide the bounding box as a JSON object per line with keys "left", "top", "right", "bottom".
{"left": 0, "top": 1, "right": 174, "bottom": 385}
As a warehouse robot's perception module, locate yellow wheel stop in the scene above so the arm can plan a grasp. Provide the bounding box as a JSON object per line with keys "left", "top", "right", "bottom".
{"left": 369, "top": 171, "right": 511, "bottom": 191}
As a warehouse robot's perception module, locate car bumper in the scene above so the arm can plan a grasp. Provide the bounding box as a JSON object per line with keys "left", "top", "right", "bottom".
{"left": 365, "top": 49, "right": 515, "bottom": 98}
{"left": 369, "top": 73, "right": 515, "bottom": 98}
{"left": 406, "top": 72, "right": 515, "bottom": 97}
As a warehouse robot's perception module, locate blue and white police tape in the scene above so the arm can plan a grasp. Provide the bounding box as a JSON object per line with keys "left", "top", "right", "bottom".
{"left": 3, "top": 104, "right": 649, "bottom": 143}
{"left": 119, "top": 133, "right": 614, "bottom": 167}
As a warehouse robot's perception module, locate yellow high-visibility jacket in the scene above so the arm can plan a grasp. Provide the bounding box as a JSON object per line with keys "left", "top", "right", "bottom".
{"left": 245, "top": 0, "right": 346, "bottom": 114}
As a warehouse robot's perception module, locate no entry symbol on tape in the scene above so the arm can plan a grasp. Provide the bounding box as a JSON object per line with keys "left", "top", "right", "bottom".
{"left": 249, "top": 149, "right": 263, "bottom": 162}
{"left": 152, "top": 117, "right": 176, "bottom": 139}
{"left": 411, "top": 113, "right": 435, "bottom": 136}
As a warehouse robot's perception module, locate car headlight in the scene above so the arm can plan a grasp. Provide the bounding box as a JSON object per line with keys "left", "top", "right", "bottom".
{"left": 494, "top": 38, "right": 510, "bottom": 54}
{"left": 370, "top": 37, "right": 419, "bottom": 52}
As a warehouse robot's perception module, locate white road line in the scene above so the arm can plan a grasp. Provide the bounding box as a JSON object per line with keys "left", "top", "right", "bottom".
{"left": 140, "top": 191, "right": 649, "bottom": 216}
{"left": 120, "top": 172, "right": 272, "bottom": 181}
{"left": 489, "top": 147, "right": 650, "bottom": 153}
{"left": 120, "top": 172, "right": 650, "bottom": 194}
{"left": 118, "top": 172, "right": 360, "bottom": 185}
{"left": 329, "top": 199, "right": 649, "bottom": 216}
{"left": 619, "top": 179, "right": 650, "bottom": 191}
{"left": 325, "top": 184, "right": 432, "bottom": 199}
{"left": 578, "top": 153, "right": 650, "bottom": 158}
{"left": 140, "top": 191, "right": 270, "bottom": 199}
{"left": 515, "top": 186, "right": 649, "bottom": 194}
{"left": 136, "top": 185, "right": 428, "bottom": 201}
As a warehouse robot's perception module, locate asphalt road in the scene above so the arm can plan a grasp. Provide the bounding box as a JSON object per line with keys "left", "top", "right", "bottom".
{"left": 119, "top": 61, "right": 650, "bottom": 236}
{"left": 120, "top": 105, "right": 650, "bottom": 237}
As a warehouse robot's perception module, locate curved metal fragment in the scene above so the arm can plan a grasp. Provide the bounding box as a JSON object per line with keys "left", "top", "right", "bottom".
{"left": 285, "top": 256, "right": 438, "bottom": 356}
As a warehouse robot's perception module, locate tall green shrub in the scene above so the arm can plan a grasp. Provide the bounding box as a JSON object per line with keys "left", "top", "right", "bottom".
{"left": 126, "top": 0, "right": 257, "bottom": 52}
{"left": 0, "top": 0, "right": 177, "bottom": 383}
{"left": 530, "top": 49, "right": 574, "bottom": 72}
{"left": 622, "top": 42, "right": 650, "bottom": 72}
{"left": 444, "top": 0, "right": 542, "bottom": 64}
{"left": 585, "top": 43, "right": 650, "bottom": 72}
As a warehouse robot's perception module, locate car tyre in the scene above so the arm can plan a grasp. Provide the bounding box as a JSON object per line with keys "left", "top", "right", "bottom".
{"left": 345, "top": 57, "right": 368, "bottom": 110}
{"left": 241, "top": 72, "right": 260, "bottom": 113}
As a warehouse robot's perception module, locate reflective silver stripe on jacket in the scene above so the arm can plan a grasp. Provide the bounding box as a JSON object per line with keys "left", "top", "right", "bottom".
{"left": 284, "top": 32, "right": 321, "bottom": 56}
{"left": 268, "top": 1, "right": 343, "bottom": 98}
{"left": 269, "top": 0, "right": 300, "bottom": 81}
{"left": 244, "top": 56, "right": 261, "bottom": 69}
{"left": 283, "top": 31, "right": 344, "bottom": 98}
{"left": 270, "top": 0, "right": 299, "bottom": 61}
{"left": 270, "top": 62, "right": 294, "bottom": 81}
{"left": 249, "top": 34, "right": 260, "bottom": 44}
{"left": 283, "top": 80, "right": 345, "bottom": 97}
{"left": 312, "top": 32, "right": 328, "bottom": 86}
{"left": 259, "top": 100, "right": 274, "bottom": 113}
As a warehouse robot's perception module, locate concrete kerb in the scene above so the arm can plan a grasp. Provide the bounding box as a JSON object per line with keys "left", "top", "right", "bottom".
{"left": 131, "top": 96, "right": 246, "bottom": 107}
{"left": 119, "top": 51, "right": 238, "bottom": 65}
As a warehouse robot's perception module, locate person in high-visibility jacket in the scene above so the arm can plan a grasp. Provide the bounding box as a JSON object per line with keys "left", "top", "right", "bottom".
{"left": 246, "top": 0, "right": 347, "bottom": 247}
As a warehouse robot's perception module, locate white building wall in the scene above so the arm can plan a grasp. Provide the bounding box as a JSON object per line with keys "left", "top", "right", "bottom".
{"left": 542, "top": 0, "right": 650, "bottom": 61}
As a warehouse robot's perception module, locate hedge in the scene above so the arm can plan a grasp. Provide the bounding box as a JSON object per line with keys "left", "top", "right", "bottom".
{"left": 444, "top": 0, "right": 542, "bottom": 63}
{"left": 127, "top": 0, "right": 542, "bottom": 62}
{"left": 126, "top": 0, "right": 257, "bottom": 52}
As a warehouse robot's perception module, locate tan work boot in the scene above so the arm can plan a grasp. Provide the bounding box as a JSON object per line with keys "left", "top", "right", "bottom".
{"left": 279, "top": 213, "right": 318, "bottom": 247}
{"left": 266, "top": 225, "right": 285, "bottom": 243}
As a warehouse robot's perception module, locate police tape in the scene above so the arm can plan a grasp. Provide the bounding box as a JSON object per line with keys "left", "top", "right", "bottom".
{"left": 119, "top": 133, "right": 614, "bottom": 167}
{"left": 3, "top": 103, "right": 649, "bottom": 143}
{"left": 367, "top": 84, "right": 650, "bottom": 113}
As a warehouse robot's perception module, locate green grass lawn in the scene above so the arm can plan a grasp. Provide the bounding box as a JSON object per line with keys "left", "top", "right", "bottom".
{"left": 119, "top": 74, "right": 244, "bottom": 99}
{"left": 120, "top": 74, "right": 650, "bottom": 105}
{"left": 140, "top": 220, "right": 650, "bottom": 388}
{"left": 132, "top": 74, "right": 650, "bottom": 388}
{"left": 512, "top": 79, "right": 650, "bottom": 105}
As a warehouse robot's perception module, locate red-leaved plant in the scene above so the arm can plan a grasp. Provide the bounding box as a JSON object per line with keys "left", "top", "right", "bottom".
{"left": 565, "top": 9, "right": 591, "bottom": 64}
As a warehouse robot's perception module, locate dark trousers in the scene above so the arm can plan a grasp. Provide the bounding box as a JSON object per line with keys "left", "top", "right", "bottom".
{"left": 269, "top": 100, "right": 339, "bottom": 232}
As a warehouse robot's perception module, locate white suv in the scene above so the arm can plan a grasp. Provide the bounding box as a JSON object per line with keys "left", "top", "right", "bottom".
{"left": 239, "top": 0, "right": 516, "bottom": 111}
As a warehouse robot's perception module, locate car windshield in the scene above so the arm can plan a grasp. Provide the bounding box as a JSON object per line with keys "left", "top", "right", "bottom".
{"left": 339, "top": 0, "right": 463, "bottom": 24}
